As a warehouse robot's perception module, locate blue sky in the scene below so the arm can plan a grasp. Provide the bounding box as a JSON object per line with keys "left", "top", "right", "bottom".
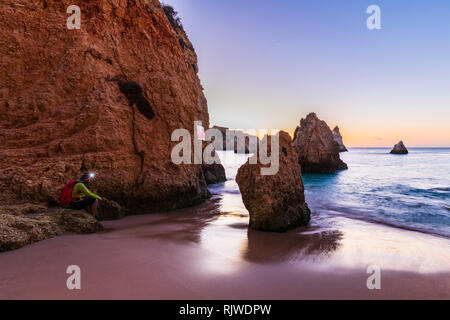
{"left": 163, "top": 0, "right": 450, "bottom": 146}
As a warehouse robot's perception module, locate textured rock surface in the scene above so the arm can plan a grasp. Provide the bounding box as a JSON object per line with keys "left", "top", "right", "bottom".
{"left": 52, "top": 209, "right": 104, "bottom": 234}
{"left": 390, "top": 141, "right": 409, "bottom": 154}
{"left": 332, "top": 126, "right": 348, "bottom": 152}
{"left": 292, "top": 113, "right": 348, "bottom": 173}
{"left": 0, "top": 213, "right": 62, "bottom": 252}
{"left": 0, "top": 207, "right": 103, "bottom": 252}
{"left": 236, "top": 131, "right": 311, "bottom": 232}
{"left": 97, "top": 199, "right": 125, "bottom": 221}
{"left": 0, "top": 0, "right": 215, "bottom": 211}
{"left": 0, "top": 204, "right": 47, "bottom": 216}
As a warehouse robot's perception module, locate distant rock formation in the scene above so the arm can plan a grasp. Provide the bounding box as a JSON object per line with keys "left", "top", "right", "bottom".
{"left": 292, "top": 113, "right": 348, "bottom": 173}
{"left": 212, "top": 126, "right": 259, "bottom": 154}
{"left": 390, "top": 141, "right": 409, "bottom": 154}
{"left": 236, "top": 131, "right": 311, "bottom": 232}
{"left": 0, "top": 0, "right": 222, "bottom": 211}
{"left": 332, "top": 126, "right": 348, "bottom": 152}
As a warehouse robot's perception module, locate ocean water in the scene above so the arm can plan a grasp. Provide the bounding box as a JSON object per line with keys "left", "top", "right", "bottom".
{"left": 215, "top": 149, "right": 450, "bottom": 238}
{"left": 304, "top": 148, "right": 450, "bottom": 238}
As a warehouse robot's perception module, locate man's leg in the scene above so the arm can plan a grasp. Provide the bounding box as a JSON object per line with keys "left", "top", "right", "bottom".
{"left": 91, "top": 199, "right": 99, "bottom": 217}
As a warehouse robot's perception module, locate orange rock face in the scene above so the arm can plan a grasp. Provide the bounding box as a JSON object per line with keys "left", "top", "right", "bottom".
{"left": 0, "top": 0, "right": 215, "bottom": 211}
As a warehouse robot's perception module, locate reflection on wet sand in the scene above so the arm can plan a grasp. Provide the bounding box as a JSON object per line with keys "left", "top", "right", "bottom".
{"left": 126, "top": 196, "right": 224, "bottom": 244}
{"left": 244, "top": 227, "right": 343, "bottom": 263}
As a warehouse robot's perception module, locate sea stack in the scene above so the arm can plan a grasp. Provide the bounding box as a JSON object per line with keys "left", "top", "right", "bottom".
{"left": 390, "top": 141, "right": 409, "bottom": 154}
{"left": 0, "top": 0, "right": 223, "bottom": 211}
{"left": 292, "top": 113, "right": 348, "bottom": 173}
{"left": 236, "top": 131, "right": 311, "bottom": 232}
{"left": 332, "top": 126, "right": 348, "bottom": 152}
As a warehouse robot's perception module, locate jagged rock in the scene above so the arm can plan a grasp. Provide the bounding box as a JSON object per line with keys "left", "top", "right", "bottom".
{"left": 202, "top": 164, "right": 226, "bottom": 185}
{"left": 332, "top": 126, "right": 348, "bottom": 152}
{"left": 0, "top": 208, "right": 103, "bottom": 252}
{"left": 390, "top": 141, "right": 409, "bottom": 154}
{"left": 97, "top": 199, "right": 125, "bottom": 221}
{"left": 0, "top": 0, "right": 211, "bottom": 211}
{"left": 292, "top": 113, "right": 348, "bottom": 173}
{"left": 236, "top": 131, "right": 311, "bottom": 232}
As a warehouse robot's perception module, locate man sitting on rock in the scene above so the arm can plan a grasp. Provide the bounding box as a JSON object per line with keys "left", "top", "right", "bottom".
{"left": 70, "top": 173, "right": 103, "bottom": 221}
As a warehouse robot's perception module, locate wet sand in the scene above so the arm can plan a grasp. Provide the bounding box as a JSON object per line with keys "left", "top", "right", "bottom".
{"left": 1, "top": 193, "right": 449, "bottom": 300}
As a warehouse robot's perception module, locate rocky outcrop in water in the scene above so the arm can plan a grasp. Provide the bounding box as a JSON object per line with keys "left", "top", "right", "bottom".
{"left": 236, "top": 131, "right": 311, "bottom": 232}
{"left": 0, "top": 205, "right": 103, "bottom": 252}
{"left": 0, "top": 0, "right": 222, "bottom": 211}
{"left": 332, "top": 126, "right": 348, "bottom": 152}
{"left": 292, "top": 113, "right": 348, "bottom": 173}
{"left": 390, "top": 141, "right": 409, "bottom": 154}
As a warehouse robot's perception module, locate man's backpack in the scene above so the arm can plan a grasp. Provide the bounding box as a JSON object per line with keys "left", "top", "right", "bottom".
{"left": 60, "top": 180, "right": 77, "bottom": 204}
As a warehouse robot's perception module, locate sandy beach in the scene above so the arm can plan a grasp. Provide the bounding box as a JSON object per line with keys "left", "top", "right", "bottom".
{"left": 1, "top": 189, "right": 449, "bottom": 300}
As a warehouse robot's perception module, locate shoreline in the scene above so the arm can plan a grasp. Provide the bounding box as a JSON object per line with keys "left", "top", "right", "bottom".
{"left": 1, "top": 194, "right": 449, "bottom": 300}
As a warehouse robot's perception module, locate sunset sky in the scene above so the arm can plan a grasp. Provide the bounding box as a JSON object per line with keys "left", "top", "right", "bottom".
{"left": 164, "top": 0, "right": 450, "bottom": 147}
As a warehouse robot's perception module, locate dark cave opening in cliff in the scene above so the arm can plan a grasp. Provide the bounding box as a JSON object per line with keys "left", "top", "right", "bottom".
{"left": 117, "top": 80, "right": 155, "bottom": 120}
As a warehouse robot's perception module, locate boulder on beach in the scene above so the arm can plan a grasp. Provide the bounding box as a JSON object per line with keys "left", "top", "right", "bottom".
{"left": 292, "top": 113, "right": 348, "bottom": 173}
{"left": 51, "top": 209, "right": 105, "bottom": 234}
{"left": 332, "top": 126, "right": 348, "bottom": 152}
{"left": 0, "top": 206, "right": 103, "bottom": 252}
{"left": 0, "top": 0, "right": 213, "bottom": 212}
{"left": 390, "top": 141, "right": 409, "bottom": 154}
{"left": 236, "top": 131, "right": 311, "bottom": 232}
{"left": 97, "top": 199, "right": 125, "bottom": 221}
{"left": 202, "top": 163, "right": 227, "bottom": 185}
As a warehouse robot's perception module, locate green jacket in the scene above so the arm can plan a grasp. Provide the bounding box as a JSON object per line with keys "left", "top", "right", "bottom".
{"left": 71, "top": 182, "right": 100, "bottom": 200}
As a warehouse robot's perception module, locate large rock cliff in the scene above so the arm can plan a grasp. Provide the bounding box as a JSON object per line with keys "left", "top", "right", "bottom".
{"left": 292, "top": 113, "right": 348, "bottom": 173}
{"left": 0, "top": 0, "right": 217, "bottom": 211}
